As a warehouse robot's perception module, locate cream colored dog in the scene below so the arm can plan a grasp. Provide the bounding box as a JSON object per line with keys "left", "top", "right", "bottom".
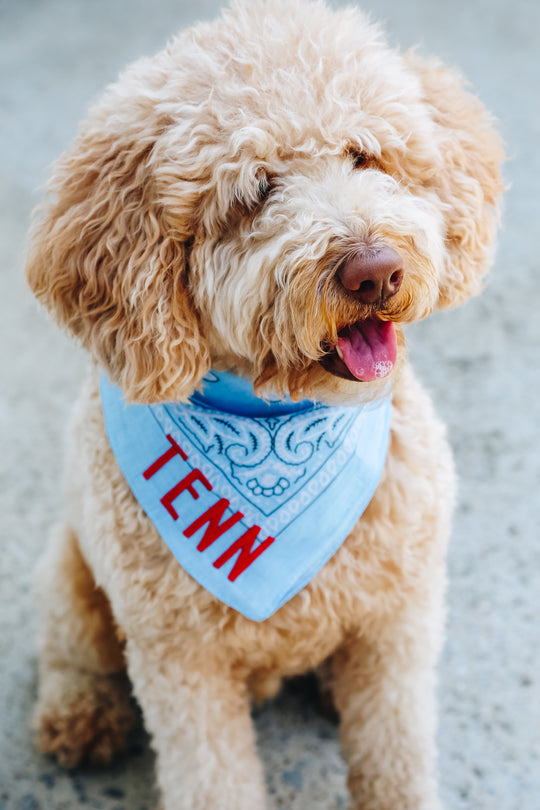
{"left": 26, "top": 1, "right": 503, "bottom": 808}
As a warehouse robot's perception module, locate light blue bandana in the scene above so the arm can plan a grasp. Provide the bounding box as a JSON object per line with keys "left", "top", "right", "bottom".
{"left": 100, "top": 371, "right": 391, "bottom": 621}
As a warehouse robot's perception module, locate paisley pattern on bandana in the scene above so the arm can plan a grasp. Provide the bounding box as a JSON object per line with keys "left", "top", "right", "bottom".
{"left": 101, "top": 371, "right": 391, "bottom": 621}
{"left": 155, "top": 400, "right": 360, "bottom": 528}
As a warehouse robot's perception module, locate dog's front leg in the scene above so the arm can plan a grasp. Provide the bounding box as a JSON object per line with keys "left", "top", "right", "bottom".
{"left": 126, "top": 639, "right": 267, "bottom": 810}
{"left": 33, "top": 523, "right": 134, "bottom": 766}
{"left": 331, "top": 601, "right": 444, "bottom": 810}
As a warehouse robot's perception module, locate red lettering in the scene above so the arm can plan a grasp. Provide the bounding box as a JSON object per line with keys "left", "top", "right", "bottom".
{"left": 183, "top": 498, "right": 244, "bottom": 552}
{"left": 143, "top": 434, "right": 188, "bottom": 480}
{"left": 161, "top": 468, "right": 212, "bottom": 520}
{"left": 213, "top": 526, "right": 275, "bottom": 581}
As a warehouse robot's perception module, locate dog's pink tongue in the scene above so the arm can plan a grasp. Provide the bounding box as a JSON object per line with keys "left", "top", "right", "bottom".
{"left": 337, "top": 318, "right": 397, "bottom": 381}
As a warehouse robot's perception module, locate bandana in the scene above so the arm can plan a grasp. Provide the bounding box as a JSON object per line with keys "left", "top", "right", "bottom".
{"left": 100, "top": 371, "right": 391, "bottom": 621}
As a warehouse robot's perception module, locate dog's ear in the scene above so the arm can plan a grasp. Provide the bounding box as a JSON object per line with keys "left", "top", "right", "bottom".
{"left": 26, "top": 110, "right": 210, "bottom": 404}
{"left": 406, "top": 53, "right": 505, "bottom": 309}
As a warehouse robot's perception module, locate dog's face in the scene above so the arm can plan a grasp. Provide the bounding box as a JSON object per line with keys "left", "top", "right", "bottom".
{"left": 26, "top": 0, "right": 503, "bottom": 405}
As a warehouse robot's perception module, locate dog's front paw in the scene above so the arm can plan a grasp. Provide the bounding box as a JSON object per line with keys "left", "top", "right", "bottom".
{"left": 347, "top": 771, "right": 443, "bottom": 810}
{"left": 33, "top": 668, "right": 134, "bottom": 767}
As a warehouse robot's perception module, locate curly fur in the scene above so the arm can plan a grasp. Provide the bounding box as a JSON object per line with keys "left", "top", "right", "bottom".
{"left": 26, "top": 1, "right": 503, "bottom": 808}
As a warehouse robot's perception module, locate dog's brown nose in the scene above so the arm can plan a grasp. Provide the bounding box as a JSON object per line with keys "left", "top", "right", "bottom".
{"left": 339, "top": 247, "right": 403, "bottom": 304}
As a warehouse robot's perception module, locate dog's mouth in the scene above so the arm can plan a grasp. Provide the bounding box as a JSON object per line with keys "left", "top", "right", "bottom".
{"left": 320, "top": 316, "right": 397, "bottom": 382}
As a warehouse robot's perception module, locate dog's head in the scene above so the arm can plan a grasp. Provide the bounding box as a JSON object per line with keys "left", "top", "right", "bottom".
{"left": 26, "top": 0, "right": 503, "bottom": 405}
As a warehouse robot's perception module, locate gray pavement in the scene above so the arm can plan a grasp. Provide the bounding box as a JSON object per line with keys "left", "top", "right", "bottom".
{"left": 1, "top": 1, "right": 539, "bottom": 808}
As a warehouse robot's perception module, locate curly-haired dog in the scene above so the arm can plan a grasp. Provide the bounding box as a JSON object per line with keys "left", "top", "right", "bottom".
{"left": 26, "top": 1, "right": 503, "bottom": 808}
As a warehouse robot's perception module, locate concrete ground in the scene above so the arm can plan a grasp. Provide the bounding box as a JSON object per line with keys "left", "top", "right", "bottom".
{"left": 1, "top": 0, "right": 539, "bottom": 808}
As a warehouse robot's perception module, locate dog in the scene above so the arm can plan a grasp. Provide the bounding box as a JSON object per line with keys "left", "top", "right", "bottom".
{"left": 25, "top": 1, "right": 503, "bottom": 807}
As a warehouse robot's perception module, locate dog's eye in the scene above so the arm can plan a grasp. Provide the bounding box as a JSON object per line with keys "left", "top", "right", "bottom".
{"left": 257, "top": 174, "right": 273, "bottom": 202}
{"left": 350, "top": 150, "right": 370, "bottom": 169}
{"left": 232, "top": 173, "right": 273, "bottom": 216}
